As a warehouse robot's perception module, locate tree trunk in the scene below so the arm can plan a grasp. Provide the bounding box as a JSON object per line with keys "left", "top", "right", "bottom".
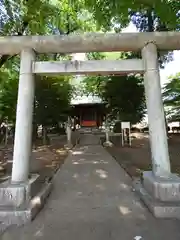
{"left": 164, "top": 113, "right": 169, "bottom": 137}
{"left": 42, "top": 125, "right": 47, "bottom": 145}
{"left": 32, "top": 124, "right": 38, "bottom": 141}
{"left": 147, "top": 8, "right": 154, "bottom": 32}
{"left": 125, "top": 128, "right": 130, "bottom": 145}
{"left": 4, "top": 125, "right": 8, "bottom": 146}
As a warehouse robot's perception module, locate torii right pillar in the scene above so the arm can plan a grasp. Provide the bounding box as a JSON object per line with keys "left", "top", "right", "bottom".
{"left": 135, "top": 42, "right": 180, "bottom": 218}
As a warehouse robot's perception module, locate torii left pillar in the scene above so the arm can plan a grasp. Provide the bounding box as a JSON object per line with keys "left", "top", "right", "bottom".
{"left": 0, "top": 48, "right": 52, "bottom": 226}
{"left": 11, "top": 48, "right": 35, "bottom": 183}
{"left": 0, "top": 48, "right": 44, "bottom": 226}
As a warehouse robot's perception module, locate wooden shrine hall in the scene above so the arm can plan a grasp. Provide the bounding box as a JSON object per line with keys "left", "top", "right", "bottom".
{"left": 71, "top": 95, "right": 105, "bottom": 129}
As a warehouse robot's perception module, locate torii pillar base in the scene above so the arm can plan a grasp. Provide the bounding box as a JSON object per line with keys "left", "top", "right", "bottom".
{"left": 0, "top": 174, "right": 52, "bottom": 231}
{"left": 64, "top": 143, "right": 73, "bottom": 150}
{"left": 133, "top": 171, "right": 180, "bottom": 219}
{"left": 103, "top": 141, "right": 113, "bottom": 147}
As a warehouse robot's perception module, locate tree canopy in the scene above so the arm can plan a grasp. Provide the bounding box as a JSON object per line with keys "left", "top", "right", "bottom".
{"left": 0, "top": 0, "right": 97, "bottom": 137}
{"left": 34, "top": 75, "right": 73, "bottom": 128}
{"left": 163, "top": 73, "right": 180, "bottom": 122}
{"left": 0, "top": 0, "right": 179, "bottom": 138}
{"left": 0, "top": 0, "right": 97, "bottom": 67}
{"left": 82, "top": 52, "right": 146, "bottom": 124}
{"left": 82, "top": 0, "right": 180, "bottom": 31}
{"left": 0, "top": 59, "right": 73, "bottom": 126}
{"left": 83, "top": 0, "right": 179, "bottom": 67}
{"left": 82, "top": 74, "right": 146, "bottom": 124}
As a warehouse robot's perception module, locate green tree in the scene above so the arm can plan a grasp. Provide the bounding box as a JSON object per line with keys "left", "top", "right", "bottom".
{"left": 83, "top": 51, "right": 145, "bottom": 123}
{"left": 0, "top": 0, "right": 97, "bottom": 67}
{"left": 34, "top": 75, "right": 73, "bottom": 128}
{"left": 34, "top": 75, "right": 73, "bottom": 143}
{"left": 0, "top": 0, "right": 97, "bottom": 123}
{"left": 0, "top": 60, "right": 19, "bottom": 123}
{"left": 163, "top": 73, "right": 180, "bottom": 122}
{"left": 0, "top": 70, "right": 73, "bottom": 141}
{"left": 83, "top": 0, "right": 179, "bottom": 68}
{"left": 0, "top": 0, "right": 98, "bottom": 145}
{"left": 103, "top": 75, "right": 145, "bottom": 123}
{"left": 83, "top": 74, "right": 145, "bottom": 123}
{"left": 82, "top": 0, "right": 179, "bottom": 31}
{"left": 0, "top": 0, "right": 58, "bottom": 66}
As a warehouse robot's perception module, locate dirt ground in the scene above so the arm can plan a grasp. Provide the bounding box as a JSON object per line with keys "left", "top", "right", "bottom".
{"left": 1, "top": 132, "right": 180, "bottom": 182}
{"left": 106, "top": 133, "right": 180, "bottom": 179}
{"left": 0, "top": 135, "right": 70, "bottom": 183}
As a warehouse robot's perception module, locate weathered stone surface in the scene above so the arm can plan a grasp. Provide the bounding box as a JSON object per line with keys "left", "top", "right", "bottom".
{"left": 33, "top": 59, "right": 144, "bottom": 75}
{"left": 0, "top": 32, "right": 180, "bottom": 55}
{"left": 30, "top": 182, "right": 52, "bottom": 220}
{"left": 142, "top": 43, "right": 171, "bottom": 177}
{"left": 0, "top": 174, "right": 39, "bottom": 207}
{"left": 11, "top": 48, "right": 35, "bottom": 183}
{"left": 143, "top": 171, "right": 180, "bottom": 202}
{"left": 0, "top": 185, "right": 26, "bottom": 207}
{"left": 0, "top": 182, "right": 52, "bottom": 227}
{"left": 64, "top": 143, "right": 73, "bottom": 150}
{"left": 103, "top": 141, "right": 113, "bottom": 147}
{"left": 0, "top": 221, "right": 10, "bottom": 235}
{"left": 0, "top": 206, "right": 31, "bottom": 226}
{"left": 133, "top": 179, "right": 180, "bottom": 219}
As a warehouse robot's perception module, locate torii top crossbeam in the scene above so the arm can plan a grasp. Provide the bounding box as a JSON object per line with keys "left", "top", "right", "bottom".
{"left": 0, "top": 32, "right": 180, "bottom": 54}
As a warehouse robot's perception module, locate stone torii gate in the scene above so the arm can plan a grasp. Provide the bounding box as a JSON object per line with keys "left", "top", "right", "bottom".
{"left": 0, "top": 32, "right": 180, "bottom": 225}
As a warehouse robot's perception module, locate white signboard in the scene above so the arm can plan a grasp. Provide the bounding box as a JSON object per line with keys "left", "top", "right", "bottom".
{"left": 121, "top": 122, "right": 131, "bottom": 146}
{"left": 121, "top": 122, "right": 130, "bottom": 129}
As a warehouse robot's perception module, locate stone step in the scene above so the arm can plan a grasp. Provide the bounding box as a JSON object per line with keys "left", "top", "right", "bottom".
{"left": 143, "top": 171, "right": 180, "bottom": 202}
{"left": 0, "top": 174, "right": 40, "bottom": 207}
{"left": 0, "top": 221, "right": 10, "bottom": 234}
{"left": 0, "top": 181, "right": 52, "bottom": 226}
{"left": 0, "top": 205, "right": 31, "bottom": 226}
{"left": 133, "top": 179, "right": 180, "bottom": 219}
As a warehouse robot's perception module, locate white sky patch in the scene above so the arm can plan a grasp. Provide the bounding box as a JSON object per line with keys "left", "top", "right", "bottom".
{"left": 71, "top": 53, "right": 86, "bottom": 61}
{"left": 160, "top": 50, "right": 180, "bottom": 87}
{"left": 121, "top": 22, "right": 138, "bottom": 33}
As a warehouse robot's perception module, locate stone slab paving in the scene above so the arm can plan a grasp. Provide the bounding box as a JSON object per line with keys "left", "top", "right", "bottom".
{"left": 2, "top": 134, "right": 180, "bottom": 240}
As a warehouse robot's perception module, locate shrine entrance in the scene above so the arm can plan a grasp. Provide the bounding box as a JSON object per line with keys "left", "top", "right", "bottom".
{"left": 0, "top": 32, "right": 180, "bottom": 223}
{"left": 72, "top": 102, "right": 105, "bottom": 129}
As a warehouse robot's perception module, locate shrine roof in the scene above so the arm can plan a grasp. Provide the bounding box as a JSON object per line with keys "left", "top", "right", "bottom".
{"left": 71, "top": 95, "right": 103, "bottom": 106}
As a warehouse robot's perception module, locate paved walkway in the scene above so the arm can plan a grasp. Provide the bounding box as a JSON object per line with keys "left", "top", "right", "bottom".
{"left": 2, "top": 134, "right": 180, "bottom": 239}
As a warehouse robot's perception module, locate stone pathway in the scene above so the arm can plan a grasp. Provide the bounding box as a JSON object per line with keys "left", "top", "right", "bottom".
{"left": 2, "top": 134, "right": 180, "bottom": 239}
